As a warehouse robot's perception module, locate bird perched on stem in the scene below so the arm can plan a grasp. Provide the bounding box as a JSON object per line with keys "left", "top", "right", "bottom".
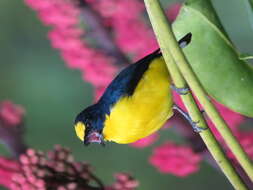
{"left": 75, "top": 33, "right": 193, "bottom": 145}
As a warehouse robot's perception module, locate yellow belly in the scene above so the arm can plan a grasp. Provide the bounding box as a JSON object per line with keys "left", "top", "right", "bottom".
{"left": 103, "top": 57, "right": 173, "bottom": 144}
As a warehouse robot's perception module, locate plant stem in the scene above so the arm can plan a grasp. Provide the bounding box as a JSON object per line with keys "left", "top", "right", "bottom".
{"left": 169, "top": 113, "right": 253, "bottom": 188}
{"left": 0, "top": 121, "right": 27, "bottom": 159}
{"left": 145, "top": 0, "right": 253, "bottom": 183}
{"left": 143, "top": 0, "right": 249, "bottom": 189}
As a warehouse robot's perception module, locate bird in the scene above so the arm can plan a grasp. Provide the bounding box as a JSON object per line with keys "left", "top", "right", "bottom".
{"left": 74, "top": 33, "right": 193, "bottom": 146}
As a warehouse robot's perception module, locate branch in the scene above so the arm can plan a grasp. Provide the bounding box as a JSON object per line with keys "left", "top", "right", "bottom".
{"left": 144, "top": 0, "right": 253, "bottom": 183}
{"left": 0, "top": 122, "right": 27, "bottom": 158}
{"left": 0, "top": 101, "right": 27, "bottom": 158}
{"left": 143, "top": 0, "right": 248, "bottom": 189}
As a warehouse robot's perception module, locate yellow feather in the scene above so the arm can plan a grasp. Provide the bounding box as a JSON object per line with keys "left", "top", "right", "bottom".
{"left": 103, "top": 57, "right": 173, "bottom": 144}
{"left": 75, "top": 122, "right": 86, "bottom": 141}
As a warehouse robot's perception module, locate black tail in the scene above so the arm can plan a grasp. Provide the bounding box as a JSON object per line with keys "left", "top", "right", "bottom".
{"left": 151, "top": 32, "right": 192, "bottom": 55}
{"left": 178, "top": 32, "right": 192, "bottom": 48}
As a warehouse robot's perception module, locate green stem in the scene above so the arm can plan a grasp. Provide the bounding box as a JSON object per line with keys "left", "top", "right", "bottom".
{"left": 145, "top": 0, "right": 253, "bottom": 182}
{"left": 143, "top": 0, "right": 249, "bottom": 189}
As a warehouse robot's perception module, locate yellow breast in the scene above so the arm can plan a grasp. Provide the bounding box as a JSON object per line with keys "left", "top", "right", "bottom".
{"left": 102, "top": 57, "right": 173, "bottom": 144}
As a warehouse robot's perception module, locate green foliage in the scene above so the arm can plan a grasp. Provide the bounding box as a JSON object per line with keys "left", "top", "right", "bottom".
{"left": 247, "top": 0, "right": 253, "bottom": 30}
{"left": 173, "top": 0, "right": 253, "bottom": 117}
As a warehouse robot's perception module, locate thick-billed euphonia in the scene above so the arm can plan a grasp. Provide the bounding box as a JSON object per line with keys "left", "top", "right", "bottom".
{"left": 74, "top": 33, "right": 192, "bottom": 145}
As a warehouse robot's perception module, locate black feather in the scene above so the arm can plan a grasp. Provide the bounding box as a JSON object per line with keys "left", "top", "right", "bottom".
{"left": 178, "top": 33, "right": 192, "bottom": 48}
{"left": 99, "top": 48, "right": 161, "bottom": 107}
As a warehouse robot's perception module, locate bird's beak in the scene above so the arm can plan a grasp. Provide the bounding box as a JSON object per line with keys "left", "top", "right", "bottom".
{"left": 84, "top": 131, "right": 105, "bottom": 146}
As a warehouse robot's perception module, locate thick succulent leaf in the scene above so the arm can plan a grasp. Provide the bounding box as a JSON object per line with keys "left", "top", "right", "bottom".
{"left": 172, "top": 0, "right": 253, "bottom": 117}
{"left": 248, "top": 0, "right": 253, "bottom": 30}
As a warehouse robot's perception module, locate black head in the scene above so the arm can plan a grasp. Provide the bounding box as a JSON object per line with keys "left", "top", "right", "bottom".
{"left": 74, "top": 104, "right": 106, "bottom": 146}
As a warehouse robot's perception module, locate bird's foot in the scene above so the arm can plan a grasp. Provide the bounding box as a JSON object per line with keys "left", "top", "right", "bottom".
{"left": 171, "top": 85, "right": 190, "bottom": 95}
{"left": 190, "top": 120, "right": 207, "bottom": 133}
{"left": 172, "top": 105, "right": 207, "bottom": 133}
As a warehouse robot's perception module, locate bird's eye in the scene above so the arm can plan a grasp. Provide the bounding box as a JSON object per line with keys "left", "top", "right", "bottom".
{"left": 74, "top": 122, "right": 86, "bottom": 141}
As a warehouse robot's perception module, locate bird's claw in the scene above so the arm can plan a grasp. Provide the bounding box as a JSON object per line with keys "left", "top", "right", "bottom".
{"left": 191, "top": 120, "right": 207, "bottom": 133}
{"left": 171, "top": 85, "right": 190, "bottom": 95}
{"left": 172, "top": 105, "right": 207, "bottom": 133}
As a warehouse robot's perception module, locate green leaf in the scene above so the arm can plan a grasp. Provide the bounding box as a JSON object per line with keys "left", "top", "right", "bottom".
{"left": 247, "top": 0, "right": 253, "bottom": 30}
{"left": 172, "top": 0, "right": 253, "bottom": 117}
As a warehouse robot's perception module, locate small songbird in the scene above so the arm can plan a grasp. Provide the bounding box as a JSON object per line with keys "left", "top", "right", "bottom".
{"left": 74, "top": 33, "right": 192, "bottom": 145}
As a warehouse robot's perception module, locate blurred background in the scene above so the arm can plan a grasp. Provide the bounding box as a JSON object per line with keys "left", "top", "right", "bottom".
{"left": 0, "top": 0, "right": 253, "bottom": 189}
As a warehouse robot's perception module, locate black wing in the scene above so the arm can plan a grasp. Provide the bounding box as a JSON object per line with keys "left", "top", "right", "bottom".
{"left": 99, "top": 49, "right": 161, "bottom": 108}
{"left": 98, "top": 32, "right": 192, "bottom": 109}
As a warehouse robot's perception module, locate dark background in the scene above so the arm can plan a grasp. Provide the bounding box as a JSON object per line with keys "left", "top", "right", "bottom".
{"left": 0, "top": 0, "right": 253, "bottom": 189}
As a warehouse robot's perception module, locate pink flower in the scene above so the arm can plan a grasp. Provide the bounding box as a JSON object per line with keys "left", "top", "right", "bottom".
{"left": 149, "top": 141, "right": 201, "bottom": 177}
{"left": 106, "top": 173, "right": 139, "bottom": 190}
{"left": 227, "top": 131, "right": 253, "bottom": 160}
{"left": 11, "top": 145, "right": 99, "bottom": 190}
{"left": 0, "top": 145, "right": 139, "bottom": 190}
{"left": 48, "top": 29, "right": 84, "bottom": 51}
{"left": 24, "top": 0, "right": 52, "bottom": 11}
{"left": 0, "top": 157, "right": 20, "bottom": 189}
{"left": 237, "top": 132, "right": 253, "bottom": 160}
{"left": 206, "top": 101, "right": 245, "bottom": 141}
{"left": 130, "top": 133, "right": 159, "bottom": 148}
{"left": 25, "top": 0, "right": 118, "bottom": 100}
{"left": 37, "top": 2, "right": 80, "bottom": 27}
{"left": 81, "top": 54, "right": 116, "bottom": 87}
{"left": 166, "top": 3, "right": 181, "bottom": 22}
{"left": 88, "top": 0, "right": 158, "bottom": 59}
{"left": 0, "top": 101, "right": 25, "bottom": 126}
{"left": 61, "top": 48, "right": 93, "bottom": 69}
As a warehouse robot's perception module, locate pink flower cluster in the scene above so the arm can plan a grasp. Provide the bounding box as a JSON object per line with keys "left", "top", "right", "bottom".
{"left": 11, "top": 145, "right": 96, "bottom": 190}
{"left": 203, "top": 99, "right": 244, "bottom": 142}
{"left": 25, "top": 0, "right": 117, "bottom": 99}
{"left": 0, "top": 146, "right": 139, "bottom": 190}
{"left": 0, "top": 157, "right": 20, "bottom": 189}
{"left": 149, "top": 141, "right": 201, "bottom": 177}
{"left": 166, "top": 3, "right": 182, "bottom": 22}
{"left": 106, "top": 173, "right": 139, "bottom": 190}
{"left": 0, "top": 145, "right": 141, "bottom": 190}
{"left": 88, "top": 0, "right": 158, "bottom": 59}
{"left": 228, "top": 131, "right": 253, "bottom": 161}
{"left": 24, "top": 0, "right": 181, "bottom": 99}
{"left": 0, "top": 101, "right": 25, "bottom": 126}
{"left": 0, "top": 145, "right": 139, "bottom": 190}
{"left": 89, "top": 0, "right": 181, "bottom": 60}
{"left": 0, "top": 100, "right": 27, "bottom": 158}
